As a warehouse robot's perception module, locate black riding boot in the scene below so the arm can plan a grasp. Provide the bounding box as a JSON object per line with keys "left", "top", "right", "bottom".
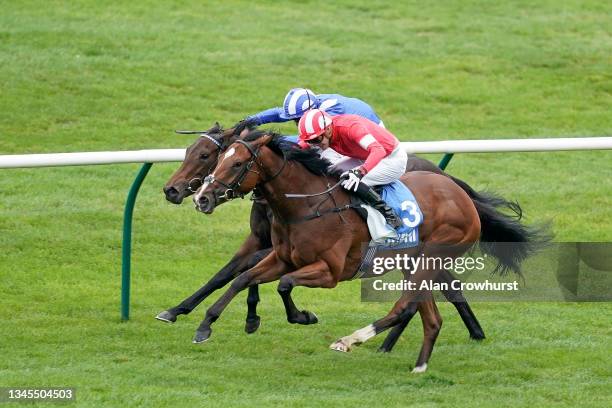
{"left": 353, "top": 183, "right": 403, "bottom": 229}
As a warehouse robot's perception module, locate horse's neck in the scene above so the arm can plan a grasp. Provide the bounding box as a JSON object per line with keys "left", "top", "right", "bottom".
{"left": 258, "top": 152, "right": 336, "bottom": 223}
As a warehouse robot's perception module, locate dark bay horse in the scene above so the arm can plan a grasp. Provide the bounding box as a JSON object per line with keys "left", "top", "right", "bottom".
{"left": 191, "top": 131, "right": 544, "bottom": 372}
{"left": 159, "top": 122, "right": 493, "bottom": 347}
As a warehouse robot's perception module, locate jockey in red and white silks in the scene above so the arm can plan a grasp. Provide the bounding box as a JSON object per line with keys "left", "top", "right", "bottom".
{"left": 298, "top": 109, "right": 405, "bottom": 228}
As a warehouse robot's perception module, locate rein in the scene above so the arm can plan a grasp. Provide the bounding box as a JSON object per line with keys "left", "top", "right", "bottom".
{"left": 285, "top": 179, "right": 344, "bottom": 199}
{"left": 284, "top": 177, "right": 360, "bottom": 224}
{"left": 284, "top": 201, "right": 362, "bottom": 224}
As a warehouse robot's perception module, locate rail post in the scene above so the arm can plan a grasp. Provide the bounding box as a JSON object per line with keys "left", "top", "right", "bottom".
{"left": 121, "top": 162, "right": 153, "bottom": 321}
{"left": 438, "top": 153, "right": 454, "bottom": 170}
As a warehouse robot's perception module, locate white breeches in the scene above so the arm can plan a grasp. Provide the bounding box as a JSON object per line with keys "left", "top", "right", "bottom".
{"left": 323, "top": 146, "right": 407, "bottom": 187}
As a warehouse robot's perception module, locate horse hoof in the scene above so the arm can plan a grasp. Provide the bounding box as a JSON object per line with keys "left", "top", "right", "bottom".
{"left": 329, "top": 339, "right": 351, "bottom": 353}
{"left": 301, "top": 310, "right": 318, "bottom": 325}
{"left": 289, "top": 310, "right": 319, "bottom": 325}
{"left": 377, "top": 346, "right": 392, "bottom": 353}
{"left": 245, "top": 316, "right": 261, "bottom": 334}
{"left": 411, "top": 363, "right": 428, "bottom": 374}
{"left": 470, "top": 331, "right": 486, "bottom": 341}
{"left": 192, "top": 328, "right": 212, "bottom": 344}
{"left": 155, "top": 310, "right": 177, "bottom": 324}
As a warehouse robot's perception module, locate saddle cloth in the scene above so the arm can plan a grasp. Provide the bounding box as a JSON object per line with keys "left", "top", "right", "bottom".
{"left": 365, "top": 180, "right": 423, "bottom": 248}
{"left": 355, "top": 181, "right": 424, "bottom": 279}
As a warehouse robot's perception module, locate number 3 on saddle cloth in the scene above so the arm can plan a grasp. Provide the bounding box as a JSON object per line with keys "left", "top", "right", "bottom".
{"left": 355, "top": 180, "right": 424, "bottom": 279}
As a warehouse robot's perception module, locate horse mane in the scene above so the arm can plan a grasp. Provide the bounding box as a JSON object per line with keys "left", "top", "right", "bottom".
{"left": 243, "top": 130, "right": 337, "bottom": 177}
{"left": 232, "top": 118, "right": 259, "bottom": 137}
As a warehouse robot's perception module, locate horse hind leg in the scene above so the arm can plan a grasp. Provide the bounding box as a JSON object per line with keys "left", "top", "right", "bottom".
{"left": 379, "top": 271, "right": 483, "bottom": 352}
{"left": 330, "top": 290, "right": 420, "bottom": 353}
{"left": 412, "top": 297, "right": 442, "bottom": 373}
{"left": 378, "top": 298, "right": 441, "bottom": 353}
{"left": 331, "top": 274, "right": 441, "bottom": 373}
{"left": 437, "top": 268, "right": 485, "bottom": 340}
{"left": 331, "top": 265, "right": 422, "bottom": 353}
{"left": 377, "top": 313, "right": 411, "bottom": 353}
{"left": 367, "top": 292, "right": 441, "bottom": 374}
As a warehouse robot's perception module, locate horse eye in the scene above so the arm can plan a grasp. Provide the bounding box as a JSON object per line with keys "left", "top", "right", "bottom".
{"left": 234, "top": 161, "right": 242, "bottom": 168}
{"left": 199, "top": 153, "right": 209, "bottom": 160}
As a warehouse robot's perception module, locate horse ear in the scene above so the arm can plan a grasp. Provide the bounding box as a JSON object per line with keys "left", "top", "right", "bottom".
{"left": 251, "top": 133, "right": 273, "bottom": 148}
{"left": 220, "top": 126, "right": 237, "bottom": 147}
{"left": 205, "top": 122, "right": 223, "bottom": 134}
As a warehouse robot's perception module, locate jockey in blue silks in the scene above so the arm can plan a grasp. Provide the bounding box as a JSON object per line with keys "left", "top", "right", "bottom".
{"left": 245, "top": 88, "right": 386, "bottom": 169}
{"left": 246, "top": 88, "right": 385, "bottom": 128}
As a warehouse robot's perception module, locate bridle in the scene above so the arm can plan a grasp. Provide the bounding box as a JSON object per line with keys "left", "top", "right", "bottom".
{"left": 186, "top": 133, "right": 224, "bottom": 193}
{"left": 202, "top": 139, "right": 287, "bottom": 201}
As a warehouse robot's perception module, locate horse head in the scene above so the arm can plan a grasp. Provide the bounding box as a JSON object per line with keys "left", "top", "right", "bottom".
{"left": 193, "top": 131, "right": 277, "bottom": 214}
{"left": 163, "top": 120, "right": 257, "bottom": 204}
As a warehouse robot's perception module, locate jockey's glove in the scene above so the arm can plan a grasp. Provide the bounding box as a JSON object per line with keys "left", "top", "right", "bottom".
{"left": 340, "top": 167, "right": 365, "bottom": 192}
{"left": 235, "top": 117, "right": 259, "bottom": 135}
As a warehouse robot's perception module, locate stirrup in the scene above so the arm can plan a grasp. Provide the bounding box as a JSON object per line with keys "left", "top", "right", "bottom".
{"left": 384, "top": 213, "right": 403, "bottom": 229}
{"left": 379, "top": 206, "right": 402, "bottom": 229}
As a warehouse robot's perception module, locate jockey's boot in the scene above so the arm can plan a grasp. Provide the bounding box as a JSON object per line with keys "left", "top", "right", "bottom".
{"left": 353, "top": 183, "right": 403, "bottom": 229}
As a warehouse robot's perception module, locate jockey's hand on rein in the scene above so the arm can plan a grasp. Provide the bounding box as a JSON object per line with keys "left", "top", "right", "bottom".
{"left": 340, "top": 168, "right": 364, "bottom": 192}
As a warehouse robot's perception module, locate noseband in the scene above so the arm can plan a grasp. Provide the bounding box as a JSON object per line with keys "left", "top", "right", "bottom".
{"left": 203, "top": 140, "right": 286, "bottom": 201}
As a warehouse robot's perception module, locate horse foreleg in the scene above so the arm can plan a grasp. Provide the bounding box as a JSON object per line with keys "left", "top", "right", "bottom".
{"left": 192, "top": 251, "right": 289, "bottom": 344}
{"left": 244, "top": 248, "right": 272, "bottom": 333}
{"left": 276, "top": 260, "right": 335, "bottom": 325}
{"left": 155, "top": 233, "right": 268, "bottom": 324}
{"left": 245, "top": 285, "right": 261, "bottom": 334}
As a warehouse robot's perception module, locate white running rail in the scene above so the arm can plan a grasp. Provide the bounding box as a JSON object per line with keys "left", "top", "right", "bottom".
{"left": 1, "top": 137, "right": 611, "bottom": 169}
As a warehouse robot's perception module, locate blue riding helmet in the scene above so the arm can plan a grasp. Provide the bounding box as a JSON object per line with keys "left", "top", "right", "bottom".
{"left": 279, "top": 88, "right": 317, "bottom": 120}
{"left": 246, "top": 90, "right": 382, "bottom": 126}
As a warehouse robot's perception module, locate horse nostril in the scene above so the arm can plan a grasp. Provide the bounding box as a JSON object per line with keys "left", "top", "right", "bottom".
{"left": 194, "top": 192, "right": 215, "bottom": 213}
{"left": 164, "top": 186, "right": 181, "bottom": 203}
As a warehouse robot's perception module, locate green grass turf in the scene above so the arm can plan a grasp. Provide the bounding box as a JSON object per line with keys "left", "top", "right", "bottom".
{"left": 1, "top": 1, "right": 611, "bottom": 406}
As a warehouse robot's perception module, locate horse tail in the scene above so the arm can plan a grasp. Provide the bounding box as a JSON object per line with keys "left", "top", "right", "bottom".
{"left": 447, "top": 175, "right": 523, "bottom": 218}
{"left": 448, "top": 175, "right": 551, "bottom": 275}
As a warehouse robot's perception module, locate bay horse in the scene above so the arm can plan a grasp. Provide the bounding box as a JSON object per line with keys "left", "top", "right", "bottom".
{"left": 159, "top": 121, "right": 501, "bottom": 348}
{"left": 191, "top": 130, "right": 544, "bottom": 372}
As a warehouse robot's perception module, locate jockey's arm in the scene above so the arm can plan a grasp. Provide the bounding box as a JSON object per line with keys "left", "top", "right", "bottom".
{"left": 247, "top": 107, "right": 290, "bottom": 125}
{"left": 350, "top": 124, "right": 387, "bottom": 174}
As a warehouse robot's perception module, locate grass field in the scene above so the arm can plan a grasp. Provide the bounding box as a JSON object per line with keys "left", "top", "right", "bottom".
{"left": 1, "top": 1, "right": 611, "bottom": 407}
